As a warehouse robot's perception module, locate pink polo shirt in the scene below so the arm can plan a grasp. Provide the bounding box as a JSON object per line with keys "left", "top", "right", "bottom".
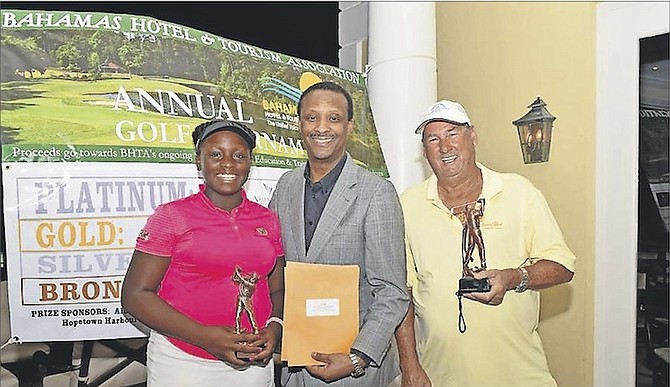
{"left": 135, "top": 185, "right": 284, "bottom": 359}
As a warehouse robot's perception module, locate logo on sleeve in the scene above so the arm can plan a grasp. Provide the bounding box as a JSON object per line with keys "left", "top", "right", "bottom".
{"left": 256, "top": 227, "right": 268, "bottom": 236}
{"left": 137, "top": 229, "right": 149, "bottom": 241}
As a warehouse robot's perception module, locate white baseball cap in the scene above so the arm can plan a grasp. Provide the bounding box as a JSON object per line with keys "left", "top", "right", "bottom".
{"left": 415, "top": 100, "right": 472, "bottom": 135}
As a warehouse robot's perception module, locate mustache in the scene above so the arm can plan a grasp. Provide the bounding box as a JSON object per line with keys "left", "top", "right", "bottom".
{"left": 308, "top": 133, "right": 336, "bottom": 140}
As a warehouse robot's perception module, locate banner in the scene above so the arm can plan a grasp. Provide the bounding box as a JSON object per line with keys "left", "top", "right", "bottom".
{"left": 0, "top": 9, "right": 388, "bottom": 342}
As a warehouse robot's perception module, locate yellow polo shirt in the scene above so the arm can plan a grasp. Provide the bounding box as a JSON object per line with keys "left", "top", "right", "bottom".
{"left": 401, "top": 163, "right": 576, "bottom": 387}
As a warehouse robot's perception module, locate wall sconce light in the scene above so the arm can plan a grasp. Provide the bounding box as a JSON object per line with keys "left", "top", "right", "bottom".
{"left": 512, "top": 97, "right": 556, "bottom": 164}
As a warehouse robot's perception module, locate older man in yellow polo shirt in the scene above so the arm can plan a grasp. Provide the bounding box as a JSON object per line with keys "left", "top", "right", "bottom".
{"left": 394, "top": 100, "right": 575, "bottom": 387}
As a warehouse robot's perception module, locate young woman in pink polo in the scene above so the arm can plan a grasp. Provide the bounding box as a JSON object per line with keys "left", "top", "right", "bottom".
{"left": 122, "top": 120, "right": 285, "bottom": 386}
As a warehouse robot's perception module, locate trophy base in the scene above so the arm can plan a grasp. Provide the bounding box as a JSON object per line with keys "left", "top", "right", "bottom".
{"left": 458, "top": 277, "right": 491, "bottom": 294}
{"left": 235, "top": 351, "right": 255, "bottom": 360}
{"left": 235, "top": 342, "right": 265, "bottom": 360}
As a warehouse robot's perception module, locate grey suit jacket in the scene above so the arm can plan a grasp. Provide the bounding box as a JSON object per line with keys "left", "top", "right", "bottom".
{"left": 269, "top": 155, "right": 410, "bottom": 387}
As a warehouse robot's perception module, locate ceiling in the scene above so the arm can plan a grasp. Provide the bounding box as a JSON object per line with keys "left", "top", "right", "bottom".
{"left": 640, "top": 33, "right": 669, "bottom": 109}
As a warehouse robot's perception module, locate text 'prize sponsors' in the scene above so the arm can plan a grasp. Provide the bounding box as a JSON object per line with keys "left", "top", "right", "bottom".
{"left": 30, "top": 304, "right": 139, "bottom": 329}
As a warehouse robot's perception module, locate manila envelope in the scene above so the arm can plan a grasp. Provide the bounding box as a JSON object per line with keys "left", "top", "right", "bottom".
{"left": 281, "top": 262, "right": 359, "bottom": 366}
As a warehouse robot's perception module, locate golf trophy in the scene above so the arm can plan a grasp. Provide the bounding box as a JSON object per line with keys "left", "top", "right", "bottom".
{"left": 233, "top": 266, "right": 259, "bottom": 359}
{"left": 458, "top": 199, "right": 491, "bottom": 294}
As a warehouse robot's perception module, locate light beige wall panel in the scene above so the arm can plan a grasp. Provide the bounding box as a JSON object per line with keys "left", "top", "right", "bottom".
{"left": 435, "top": 3, "right": 596, "bottom": 387}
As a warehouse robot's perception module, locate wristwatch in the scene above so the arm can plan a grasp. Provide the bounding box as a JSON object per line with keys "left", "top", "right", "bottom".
{"left": 348, "top": 353, "right": 365, "bottom": 378}
{"left": 515, "top": 267, "right": 529, "bottom": 293}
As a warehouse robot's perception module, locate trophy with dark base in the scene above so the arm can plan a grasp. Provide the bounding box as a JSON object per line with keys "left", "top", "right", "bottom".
{"left": 233, "top": 266, "right": 260, "bottom": 360}
{"left": 458, "top": 199, "right": 490, "bottom": 294}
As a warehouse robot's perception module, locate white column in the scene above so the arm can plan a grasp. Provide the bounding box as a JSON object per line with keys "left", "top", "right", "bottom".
{"left": 366, "top": 2, "right": 437, "bottom": 192}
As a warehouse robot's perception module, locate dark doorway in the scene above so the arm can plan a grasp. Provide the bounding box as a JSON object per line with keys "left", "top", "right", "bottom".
{"left": 636, "top": 32, "right": 669, "bottom": 387}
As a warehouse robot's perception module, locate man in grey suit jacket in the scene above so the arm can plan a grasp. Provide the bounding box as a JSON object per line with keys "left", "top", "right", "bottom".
{"left": 269, "top": 81, "right": 409, "bottom": 387}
